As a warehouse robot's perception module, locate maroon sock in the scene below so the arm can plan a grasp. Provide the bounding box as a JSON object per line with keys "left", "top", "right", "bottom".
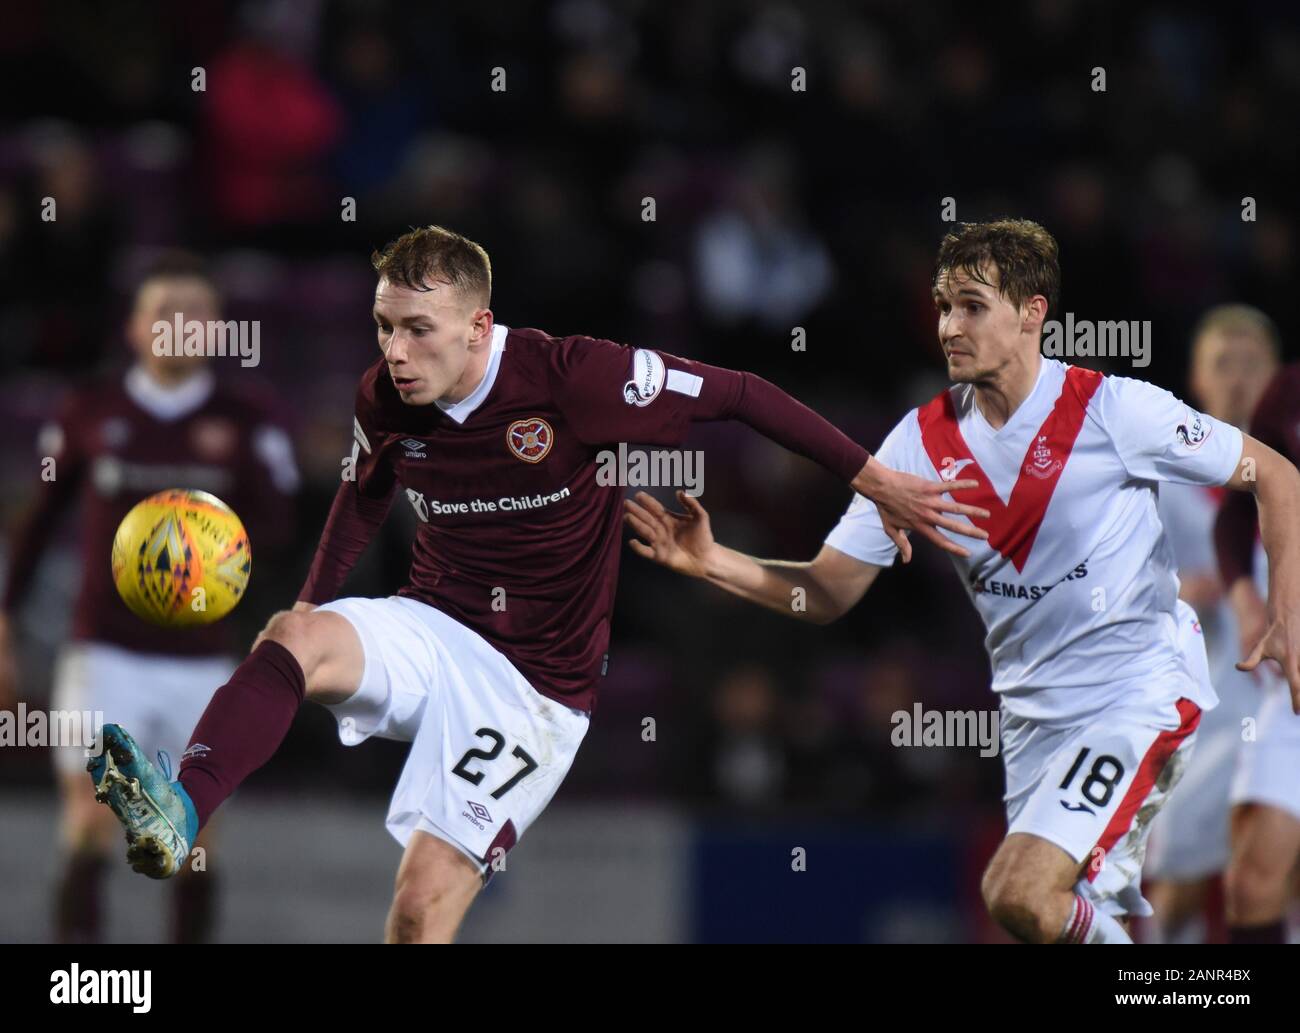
{"left": 55, "top": 851, "right": 106, "bottom": 943}
{"left": 179, "top": 640, "right": 306, "bottom": 828}
{"left": 1227, "top": 920, "right": 1287, "bottom": 944}
{"left": 173, "top": 869, "right": 217, "bottom": 944}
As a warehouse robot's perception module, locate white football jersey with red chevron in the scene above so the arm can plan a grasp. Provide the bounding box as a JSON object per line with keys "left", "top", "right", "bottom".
{"left": 826, "top": 359, "right": 1243, "bottom": 723}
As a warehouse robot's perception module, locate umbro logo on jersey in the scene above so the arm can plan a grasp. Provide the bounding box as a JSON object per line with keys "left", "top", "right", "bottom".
{"left": 1059, "top": 799, "right": 1095, "bottom": 815}
{"left": 181, "top": 743, "right": 211, "bottom": 761}
{"left": 939, "top": 457, "right": 975, "bottom": 482}
{"left": 400, "top": 438, "right": 427, "bottom": 458}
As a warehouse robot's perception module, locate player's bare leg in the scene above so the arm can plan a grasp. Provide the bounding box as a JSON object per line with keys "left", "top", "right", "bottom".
{"left": 981, "top": 832, "right": 1132, "bottom": 943}
{"left": 54, "top": 769, "right": 118, "bottom": 941}
{"left": 1224, "top": 802, "right": 1300, "bottom": 941}
{"left": 1145, "top": 877, "right": 1211, "bottom": 941}
{"left": 384, "top": 831, "right": 483, "bottom": 944}
{"left": 242, "top": 608, "right": 490, "bottom": 942}
{"left": 252, "top": 607, "right": 365, "bottom": 705}
{"left": 982, "top": 833, "right": 1080, "bottom": 942}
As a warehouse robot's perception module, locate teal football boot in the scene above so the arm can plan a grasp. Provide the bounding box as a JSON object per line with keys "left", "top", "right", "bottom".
{"left": 88, "top": 723, "right": 198, "bottom": 879}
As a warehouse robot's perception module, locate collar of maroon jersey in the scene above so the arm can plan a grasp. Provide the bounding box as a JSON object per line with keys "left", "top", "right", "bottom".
{"left": 436, "top": 323, "right": 509, "bottom": 424}
{"left": 124, "top": 364, "right": 215, "bottom": 422}
{"left": 916, "top": 365, "right": 1104, "bottom": 573}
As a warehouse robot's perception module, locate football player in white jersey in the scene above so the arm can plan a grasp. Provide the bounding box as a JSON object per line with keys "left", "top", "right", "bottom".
{"left": 1143, "top": 306, "right": 1280, "bottom": 941}
{"left": 624, "top": 219, "right": 1300, "bottom": 944}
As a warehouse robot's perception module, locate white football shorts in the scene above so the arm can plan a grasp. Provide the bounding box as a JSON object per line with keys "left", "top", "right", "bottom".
{"left": 315, "top": 595, "right": 590, "bottom": 878}
{"left": 1000, "top": 604, "right": 1210, "bottom": 916}
{"left": 1231, "top": 667, "right": 1300, "bottom": 821}
{"left": 1144, "top": 646, "right": 1262, "bottom": 881}
{"left": 51, "top": 641, "right": 236, "bottom": 778}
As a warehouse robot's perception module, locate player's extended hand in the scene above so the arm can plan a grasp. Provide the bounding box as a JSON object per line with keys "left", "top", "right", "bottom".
{"left": 1229, "top": 578, "right": 1270, "bottom": 670}
{"left": 851, "top": 458, "right": 989, "bottom": 563}
{"left": 624, "top": 490, "right": 717, "bottom": 579}
{"left": 1238, "top": 611, "right": 1300, "bottom": 714}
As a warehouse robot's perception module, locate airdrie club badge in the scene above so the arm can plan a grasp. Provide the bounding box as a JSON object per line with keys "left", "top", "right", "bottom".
{"left": 507, "top": 418, "right": 553, "bottom": 463}
{"left": 1024, "top": 435, "right": 1062, "bottom": 479}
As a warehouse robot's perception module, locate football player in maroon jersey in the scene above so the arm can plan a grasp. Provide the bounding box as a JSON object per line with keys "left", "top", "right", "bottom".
{"left": 1, "top": 254, "right": 299, "bottom": 942}
{"left": 1142, "top": 305, "right": 1280, "bottom": 943}
{"left": 89, "top": 225, "right": 988, "bottom": 943}
{"left": 1215, "top": 358, "right": 1300, "bottom": 943}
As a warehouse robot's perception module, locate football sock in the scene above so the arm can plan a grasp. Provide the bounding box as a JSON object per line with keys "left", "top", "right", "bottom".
{"left": 54, "top": 850, "right": 106, "bottom": 943}
{"left": 179, "top": 640, "right": 306, "bottom": 828}
{"left": 1227, "top": 920, "right": 1286, "bottom": 944}
{"left": 173, "top": 867, "right": 217, "bottom": 944}
{"left": 1059, "top": 893, "right": 1133, "bottom": 943}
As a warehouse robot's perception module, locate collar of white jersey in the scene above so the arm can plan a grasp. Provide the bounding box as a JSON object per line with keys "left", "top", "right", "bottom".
{"left": 436, "top": 323, "right": 508, "bottom": 424}
{"left": 125, "top": 365, "right": 215, "bottom": 422}
{"left": 965, "top": 356, "right": 1062, "bottom": 433}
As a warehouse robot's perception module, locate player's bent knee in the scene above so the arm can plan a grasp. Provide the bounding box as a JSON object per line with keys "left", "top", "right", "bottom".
{"left": 981, "top": 852, "right": 1060, "bottom": 943}
{"left": 256, "top": 609, "right": 364, "bottom": 704}
{"left": 1224, "top": 853, "right": 1288, "bottom": 918}
{"left": 983, "top": 873, "right": 1033, "bottom": 935}
{"left": 259, "top": 609, "right": 312, "bottom": 655}
{"left": 260, "top": 611, "right": 333, "bottom": 687}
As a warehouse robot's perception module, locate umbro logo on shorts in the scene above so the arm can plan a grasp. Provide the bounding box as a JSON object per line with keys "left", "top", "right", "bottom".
{"left": 181, "top": 743, "right": 211, "bottom": 761}
{"left": 468, "top": 801, "right": 493, "bottom": 823}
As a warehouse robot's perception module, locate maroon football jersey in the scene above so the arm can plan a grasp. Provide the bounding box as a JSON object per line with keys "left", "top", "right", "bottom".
{"left": 1216, "top": 363, "right": 1300, "bottom": 585}
{"left": 300, "top": 324, "right": 870, "bottom": 712}
{"left": 1248, "top": 363, "right": 1300, "bottom": 461}
{"left": 3, "top": 367, "right": 299, "bottom": 655}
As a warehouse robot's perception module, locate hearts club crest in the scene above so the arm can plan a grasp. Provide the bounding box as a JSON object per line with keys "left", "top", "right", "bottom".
{"left": 507, "top": 418, "right": 553, "bottom": 463}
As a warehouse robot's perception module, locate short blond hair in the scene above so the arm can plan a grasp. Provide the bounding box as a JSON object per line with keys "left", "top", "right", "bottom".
{"left": 371, "top": 225, "right": 492, "bottom": 307}
{"left": 1191, "top": 304, "right": 1280, "bottom": 358}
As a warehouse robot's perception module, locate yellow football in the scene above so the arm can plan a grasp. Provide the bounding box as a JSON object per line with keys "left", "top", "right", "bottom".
{"left": 110, "top": 489, "right": 251, "bottom": 627}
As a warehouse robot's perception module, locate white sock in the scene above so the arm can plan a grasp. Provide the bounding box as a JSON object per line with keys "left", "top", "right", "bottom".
{"left": 1059, "top": 893, "right": 1133, "bottom": 943}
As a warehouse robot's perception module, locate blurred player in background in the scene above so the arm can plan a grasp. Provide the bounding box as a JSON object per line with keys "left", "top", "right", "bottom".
{"left": 625, "top": 219, "right": 1300, "bottom": 944}
{"left": 88, "top": 225, "right": 987, "bottom": 943}
{"left": 1142, "top": 306, "right": 1280, "bottom": 942}
{"left": 1214, "top": 359, "right": 1300, "bottom": 943}
{"left": 0, "top": 254, "right": 300, "bottom": 942}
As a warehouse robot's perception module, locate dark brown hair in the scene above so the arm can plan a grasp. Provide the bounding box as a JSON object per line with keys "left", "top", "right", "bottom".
{"left": 933, "top": 219, "right": 1060, "bottom": 316}
{"left": 371, "top": 225, "right": 492, "bottom": 306}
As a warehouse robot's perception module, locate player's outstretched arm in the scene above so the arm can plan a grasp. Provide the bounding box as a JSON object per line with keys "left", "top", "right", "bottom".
{"left": 625, "top": 490, "right": 880, "bottom": 624}
{"left": 1223, "top": 433, "right": 1300, "bottom": 711}
{"left": 295, "top": 478, "right": 397, "bottom": 608}
{"left": 555, "top": 340, "right": 989, "bottom": 559}
{"left": 691, "top": 368, "right": 990, "bottom": 560}
{"left": 850, "top": 458, "right": 988, "bottom": 563}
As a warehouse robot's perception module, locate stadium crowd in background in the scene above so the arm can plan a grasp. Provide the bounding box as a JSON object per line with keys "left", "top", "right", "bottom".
{"left": 1, "top": 1, "right": 1295, "bottom": 841}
